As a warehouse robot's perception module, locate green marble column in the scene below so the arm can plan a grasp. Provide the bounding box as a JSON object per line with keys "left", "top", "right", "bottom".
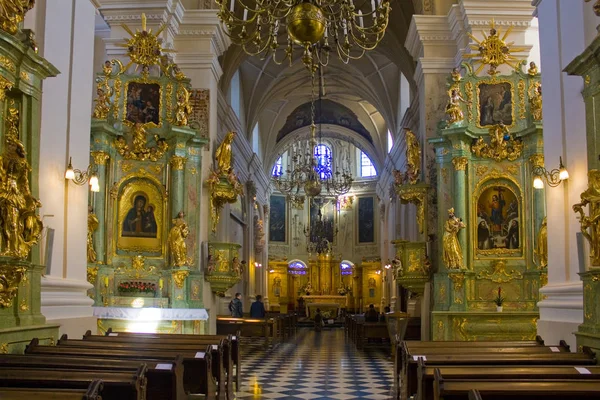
{"left": 169, "top": 155, "right": 187, "bottom": 220}
{"left": 91, "top": 151, "right": 109, "bottom": 264}
{"left": 452, "top": 156, "right": 468, "bottom": 265}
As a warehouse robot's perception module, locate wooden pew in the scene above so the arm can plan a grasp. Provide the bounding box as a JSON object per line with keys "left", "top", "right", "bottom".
{"left": 467, "top": 389, "right": 482, "bottom": 400}
{"left": 100, "top": 328, "right": 241, "bottom": 391}
{"left": 57, "top": 336, "right": 228, "bottom": 400}
{"left": 0, "top": 364, "right": 146, "bottom": 400}
{"left": 357, "top": 321, "right": 389, "bottom": 349}
{"left": 418, "top": 361, "right": 600, "bottom": 400}
{"left": 25, "top": 339, "right": 217, "bottom": 400}
{"left": 0, "top": 353, "right": 185, "bottom": 400}
{"left": 433, "top": 368, "right": 600, "bottom": 400}
{"left": 0, "top": 379, "right": 103, "bottom": 400}
{"left": 216, "top": 317, "right": 276, "bottom": 344}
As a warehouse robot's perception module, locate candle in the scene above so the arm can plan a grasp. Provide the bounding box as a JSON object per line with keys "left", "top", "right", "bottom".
{"left": 243, "top": 8, "right": 248, "bottom": 21}
{"left": 159, "top": 278, "right": 164, "bottom": 290}
{"left": 358, "top": 10, "right": 364, "bottom": 28}
{"left": 103, "top": 276, "right": 109, "bottom": 287}
{"left": 343, "top": 19, "right": 348, "bottom": 36}
{"left": 324, "top": 27, "right": 328, "bottom": 39}
{"left": 371, "top": 0, "right": 377, "bottom": 19}
{"left": 230, "top": 0, "right": 235, "bottom": 12}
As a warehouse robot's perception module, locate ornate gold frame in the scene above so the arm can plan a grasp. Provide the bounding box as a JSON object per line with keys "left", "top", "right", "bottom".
{"left": 472, "top": 173, "right": 524, "bottom": 258}
{"left": 476, "top": 79, "right": 516, "bottom": 129}
{"left": 115, "top": 172, "right": 167, "bottom": 254}
{"left": 122, "top": 77, "right": 163, "bottom": 128}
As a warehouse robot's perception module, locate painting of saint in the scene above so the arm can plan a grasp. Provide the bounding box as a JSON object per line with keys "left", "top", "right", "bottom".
{"left": 122, "top": 194, "right": 158, "bottom": 238}
{"left": 125, "top": 82, "right": 161, "bottom": 126}
{"left": 269, "top": 195, "right": 286, "bottom": 242}
{"left": 478, "top": 82, "right": 513, "bottom": 127}
{"left": 476, "top": 185, "right": 520, "bottom": 251}
{"left": 358, "top": 197, "right": 375, "bottom": 243}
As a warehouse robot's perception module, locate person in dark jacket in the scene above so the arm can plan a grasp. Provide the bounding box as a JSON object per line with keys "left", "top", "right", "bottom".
{"left": 250, "top": 294, "right": 266, "bottom": 318}
{"left": 230, "top": 293, "right": 243, "bottom": 317}
{"left": 314, "top": 308, "right": 323, "bottom": 332}
{"left": 365, "top": 304, "right": 379, "bottom": 322}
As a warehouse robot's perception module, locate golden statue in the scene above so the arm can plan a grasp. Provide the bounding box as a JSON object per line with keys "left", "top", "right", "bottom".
{"left": 573, "top": 170, "right": 600, "bottom": 266}
{"left": 168, "top": 211, "right": 189, "bottom": 267}
{"left": 445, "top": 89, "right": 467, "bottom": 125}
{"left": 404, "top": 128, "right": 421, "bottom": 184}
{"left": 530, "top": 82, "right": 542, "bottom": 121}
{"left": 443, "top": 208, "right": 466, "bottom": 269}
{"left": 527, "top": 61, "right": 539, "bottom": 76}
{"left": 232, "top": 256, "right": 243, "bottom": 276}
{"left": 87, "top": 206, "right": 99, "bottom": 263}
{"left": 215, "top": 131, "right": 235, "bottom": 174}
{"left": 471, "top": 123, "right": 523, "bottom": 162}
{"left": 131, "top": 123, "right": 150, "bottom": 156}
{"left": 535, "top": 217, "right": 548, "bottom": 269}
{"left": 451, "top": 67, "right": 462, "bottom": 83}
{"left": 174, "top": 86, "right": 192, "bottom": 127}
{"left": 0, "top": 0, "right": 35, "bottom": 34}
{"left": 92, "top": 87, "right": 111, "bottom": 120}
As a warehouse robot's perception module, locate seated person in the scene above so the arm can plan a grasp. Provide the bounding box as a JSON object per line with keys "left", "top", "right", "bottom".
{"left": 250, "top": 294, "right": 266, "bottom": 318}
{"left": 379, "top": 305, "right": 391, "bottom": 323}
{"left": 314, "top": 308, "right": 323, "bottom": 332}
{"left": 365, "top": 304, "right": 379, "bottom": 322}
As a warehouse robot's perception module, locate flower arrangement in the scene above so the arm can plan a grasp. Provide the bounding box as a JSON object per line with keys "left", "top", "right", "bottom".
{"left": 321, "top": 311, "right": 332, "bottom": 319}
{"left": 493, "top": 286, "right": 505, "bottom": 306}
{"left": 337, "top": 285, "right": 352, "bottom": 296}
{"left": 118, "top": 281, "right": 157, "bottom": 295}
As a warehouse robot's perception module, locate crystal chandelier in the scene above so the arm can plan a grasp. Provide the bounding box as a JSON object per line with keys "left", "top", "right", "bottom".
{"left": 304, "top": 198, "right": 338, "bottom": 255}
{"left": 272, "top": 70, "right": 353, "bottom": 197}
{"left": 215, "top": 0, "right": 391, "bottom": 71}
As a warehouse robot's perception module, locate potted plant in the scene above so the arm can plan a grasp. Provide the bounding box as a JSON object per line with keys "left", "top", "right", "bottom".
{"left": 493, "top": 286, "right": 505, "bottom": 312}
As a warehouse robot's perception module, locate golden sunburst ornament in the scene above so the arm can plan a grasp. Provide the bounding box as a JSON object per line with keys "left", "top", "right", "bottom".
{"left": 117, "top": 13, "right": 174, "bottom": 70}
{"left": 464, "top": 20, "right": 526, "bottom": 76}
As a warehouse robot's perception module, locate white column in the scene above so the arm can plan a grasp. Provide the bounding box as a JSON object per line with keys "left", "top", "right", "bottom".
{"left": 29, "top": 0, "right": 96, "bottom": 336}
{"left": 533, "top": 0, "right": 597, "bottom": 349}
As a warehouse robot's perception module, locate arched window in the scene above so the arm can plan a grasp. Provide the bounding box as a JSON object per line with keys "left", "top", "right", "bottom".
{"left": 360, "top": 151, "right": 377, "bottom": 177}
{"left": 340, "top": 261, "right": 353, "bottom": 275}
{"left": 272, "top": 156, "right": 283, "bottom": 177}
{"left": 314, "top": 144, "right": 332, "bottom": 179}
{"left": 288, "top": 260, "right": 308, "bottom": 275}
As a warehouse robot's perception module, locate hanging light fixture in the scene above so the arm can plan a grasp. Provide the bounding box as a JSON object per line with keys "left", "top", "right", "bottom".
{"left": 272, "top": 67, "right": 353, "bottom": 197}
{"left": 304, "top": 197, "right": 338, "bottom": 255}
{"left": 215, "top": 0, "right": 391, "bottom": 71}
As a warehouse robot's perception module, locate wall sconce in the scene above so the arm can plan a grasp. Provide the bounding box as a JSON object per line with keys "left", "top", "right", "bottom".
{"left": 269, "top": 268, "right": 275, "bottom": 273}
{"left": 533, "top": 157, "right": 569, "bottom": 189}
{"left": 254, "top": 262, "right": 262, "bottom": 268}
{"left": 65, "top": 157, "right": 100, "bottom": 192}
{"left": 384, "top": 260, "right": 391, "bottom": 270}
{"left": 375, "top": 268, "right": 382, "bottom": 275}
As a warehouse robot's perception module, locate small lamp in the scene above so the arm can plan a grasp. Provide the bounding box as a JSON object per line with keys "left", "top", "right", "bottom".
{"left": 533, "top": 156, "right": 569, "bottom": 189}
{"left": 65, "top": 157, "right": 100, "bottom": 192}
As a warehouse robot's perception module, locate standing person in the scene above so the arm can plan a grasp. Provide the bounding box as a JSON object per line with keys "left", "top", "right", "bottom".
{"left": 229, "top": 293, "right": 243, "bottom": 318}
{"left": 250, "top": 295, "right": 266, "bottom": 318}
{"left": 365, "top": 304, "right": 379, "bottom": 322}
{"left": 314, "top": 308, "right": 323, "bottom": 332}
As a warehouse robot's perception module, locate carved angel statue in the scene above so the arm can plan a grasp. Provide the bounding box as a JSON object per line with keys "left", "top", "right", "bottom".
{"left": 443, "top": 208, "right": 466, "bottom": 269}
{"left": 92, "top": 87, "right": 111, "bottom": 120}
{"left": 168, "top": 211, "right": 189, "bottom": 267}
{"left": 573, "top": 169, "right": 600, "bottom": 267}
{"left": 535, "top": 217, "right": 548, "bottom": 269}
{"left": 445, "top": 89, "right": 467, "bottom": 125}
{"left": 530, "top": 82, "right": 542, "bottom": 121}
{"left": 404, "top": 128, "right": 421, "bottom": 184}
{"left": 527, "top": 61, "right": 539, "bottom": 76}
{"left": 215, "top": 131, "right": 235, "bottom": 175}
{"left": 174, "top": 86, "right": 192, "bottom": 127}
{"left": 391, "top": 257, "right": 403, "bottom": 279}
{"left": 232, "top": 256, "right": 243, "bottom": 276}
{"left": 0, "top": 0, "right": 35, "bottom": 34}
{"left": 451, "top": 67, "right": 462, "bottom": 83}
{"left": 87, "top": 206, "right": 99, "bottom": 263}
{"left": 206, "top": 254, "right": 216, "bottom": 275}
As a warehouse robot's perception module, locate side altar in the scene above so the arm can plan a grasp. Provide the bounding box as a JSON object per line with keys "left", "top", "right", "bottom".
{"left": 86, "top": 16, "right": 211, "bottom": 334}
{"left": 428, "top": 23, "right": 546, "bottom": 340}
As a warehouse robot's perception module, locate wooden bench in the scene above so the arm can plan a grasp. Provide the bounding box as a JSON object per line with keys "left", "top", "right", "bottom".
{"left": 418, "top": 361, "right": 600, "bottom": 400}
{"left": 0, "top": 379, "right": 103, "bottom": 400}
{"left": 0, "top": 352, "right": 185, "bottom": 400}
{"left": 356, "top": 321, "right": 389, "bottom": 349}
{"left": 0, "top": 364, "right": 146, "bottom": 400}
{"left": 217, "top": 317, "right": 276, "bottom": 344}
{"left": 25, "top": 339, "right": 217, "bottom": 400}
{"left": 99, "top": 328, "right": 241, "bottom": 391}
{"left": 433, "top": 368, "right": 600, "bottom": 400}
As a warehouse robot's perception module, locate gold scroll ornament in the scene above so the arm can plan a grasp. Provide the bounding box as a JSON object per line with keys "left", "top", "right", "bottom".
{"left": 471, "top": 124, "right": 523, "bottom": 162}
{"left": 0, "top": 0, "right": 35, "bottom": 34}
{"left": 0, "top": 266, "right": 25, "bottom": 307}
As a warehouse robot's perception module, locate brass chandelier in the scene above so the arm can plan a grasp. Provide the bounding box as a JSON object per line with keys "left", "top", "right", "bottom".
{"left": 215, "top": 0, "right": 391, "bottom": 70}
{"left": 304, "top": 198, "right": 338, "bottom": 255}
{"left": 272, "top": 70, "right": 353, "bottom": 197}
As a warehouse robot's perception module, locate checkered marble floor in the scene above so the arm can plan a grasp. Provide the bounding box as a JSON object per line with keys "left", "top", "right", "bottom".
{"left": 234, "top": 328, "right": 393, "bottom": 399}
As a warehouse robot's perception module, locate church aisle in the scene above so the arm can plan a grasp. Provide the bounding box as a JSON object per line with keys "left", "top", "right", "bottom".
{"left": 234, "top": 328, "right": 393, "bottom": 399}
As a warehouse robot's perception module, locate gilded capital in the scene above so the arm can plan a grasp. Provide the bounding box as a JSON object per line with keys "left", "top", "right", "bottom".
{"left": 448, "top": 272, "right": 465, "bottom": 290}
{"left": 452, "top": 157, "right": 468, "bottom": 171}
{"left": 172, "top": 270, "right": 190, "bottom": 289}
{"left": 529, "top": 154, "right": 544, "bottom": 169}
{"left": 91, "top": 151, "right": 110, "bottom": 166}
{"left": 0, "top": 266, "right": 26, "bottom": 308}
{"left": 170, "top": 156, "right": 187, "bottom": 170}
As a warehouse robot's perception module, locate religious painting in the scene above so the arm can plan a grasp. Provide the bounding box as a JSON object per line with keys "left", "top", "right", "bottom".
{"left": 477, "top": 82, "right": 514, "bottom": 127}
{"left": 124, "top": 81, "right": 161, "bottom": 126}
{"left": 309, "top": 198, "right": 335, "bottom": 244}
{"left": 476, "top": 184, "right": 521, "bottom": 253}
{"left": 117, "top": 177, "right": 164, "bottom": 254}
{"left": 269, "top": 195, "right": 286, "bottom": 242}
{"left": 358, "top": 197, "right": 375, "bottom": 243}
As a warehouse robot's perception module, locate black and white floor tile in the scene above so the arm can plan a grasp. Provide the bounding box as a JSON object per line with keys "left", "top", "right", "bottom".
{"left": 234, "top": 328, "right": 393, "bottom": 399}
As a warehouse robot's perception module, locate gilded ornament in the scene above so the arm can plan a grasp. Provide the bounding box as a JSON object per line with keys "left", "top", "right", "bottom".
{"left": 188, "top": 167, "right": 197, "bottom": 175}
{"left": 87, "top": 207, "right": 99, "bottom": 263}
{"left": 529, "top": 154, "right": 544, "bottom": 169}
{"left": 396, "top": 186, "right": 427, "bottom": 235}
{"left": 585, "top": 75, "right": 591, "bottom": 85}
{"left": 19, "top": 299, "right": 28, "bottom": 311}
{"left": 149, "top": 164, "right": 163, "bottom": 175}
{"left": 585, "top": 0, "right": 600, "bottom": 16}
{"left": 527, "top": 61, "right": 539, "bottom": 76}
{"left": 169, "top": 211, "right": 191, "bottom": 267}
{"left": 0, "top": 76, "right": 13, "bottom": 102}
{"left": 529, "top": 82, "right": 542, "bottom": 121}
{"left": 0, "top": 343, "right": 7, "bottom": 354}
{"left": 518, "top": 80, "right": 526, "bottom": 119}
{"left": 205, "top": 168, "right": 244, "bottom": 233}
{"left": 573, "top": 169, "right": 600, "bottom": 266}
{"left": 118, "top": 13, "right": 173, "bottom": 69}
{"left": 115, "top": 123, "right": 169, "bottom": 162}
{"left": 172, "top": 270, "right": 190, "bottom": 289}
{"left": 290, "top": 195, "right": 305, "bottom": 210}
{"left": 477, "top": 260, "right": 523, "bottom": 283}
{"left": 120, "top": 161, "right": 134, "bottom": 173}
{"left": 443, "top": 208, "right": 466, "bottom": 269}
{"left": 448, "top": 272, "right": 465, "bottom": 290}
{"left": 87, "top": 266, "right": 99, "bottom": 285}
{"left": 113, "top": 79, "right": 121, "bottom": 120}
{"left": 471, "top": 124, "right": 523, "bottom": 162}
{"left": 0, "top": 102, "right": 43, "bottom": 259}
{"left": 404, "top": 128, "right": 421, "bottom": 184}
{"left": 0, "top": 55, "right": 15, "bottom": 72}
{"left": 441, "top": 168, "right": 448, "bottom": 184}
{"left": 91, "top": 151, "right": 109, "bottom": 166}
{"left": 452, "top": 157, "right": 468, "bottom": 171}
{"left": 166, "top": 83, "right": 173, "bottom": 122}
{"left": 19, "top": 71, "right": 29, "bottom": 82}
{"left": 465, "top": 81, "right": 474, "bottom": 122}
{"left": 445, "top": 88, "right": 468, "bottom": 125}
{"left": 0, "top": 0, "right": 34, "bottom": 34}
{"left": 535, "top": 217, "right": 548, "bottom": 269}
{"left": 215, "top": 131, "right": 235, "bottom": 175}
{"left": 169, "top": 156, "right": 187, "bottom": 171}
{"left": 174, "top": 86, "right": 192, "bottom": 127}
{"left": 0, "top": 266, "right": 26, "bottom": 307}
{"left": 475, "top": 165, "right": 489, "bottom": 177}
{"left": 116, "top": 255, "right": 156, "bottom": 279}
{"left": 465, "top": 20, "right": 527, "bottom": 75}
{"left": 505, "top": 164, "right": 519, "bottom": 176}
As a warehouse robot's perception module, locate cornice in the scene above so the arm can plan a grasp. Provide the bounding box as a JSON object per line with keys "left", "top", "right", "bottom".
{"left": 405, "top": 15, "right": 453, "bottom": 59}
{"left": 179, "top": 10, "right": 231, "bottom": 56}
{"left": 175, "top": 53, "right": 224, "bottom": 83}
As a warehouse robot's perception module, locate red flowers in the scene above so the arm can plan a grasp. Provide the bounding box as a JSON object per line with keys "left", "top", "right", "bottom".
{"left": 118, "top": 281, "right": 157, "bottom": 294}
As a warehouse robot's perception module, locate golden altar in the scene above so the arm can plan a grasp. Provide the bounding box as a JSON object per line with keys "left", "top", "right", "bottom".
{"left": 303, "top": 295, "right": 348, "bottom": 318}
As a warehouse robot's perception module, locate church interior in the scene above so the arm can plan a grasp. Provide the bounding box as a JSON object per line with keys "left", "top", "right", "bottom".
{"left": 0, "top": 0, "right": 600, "bottom": 398}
